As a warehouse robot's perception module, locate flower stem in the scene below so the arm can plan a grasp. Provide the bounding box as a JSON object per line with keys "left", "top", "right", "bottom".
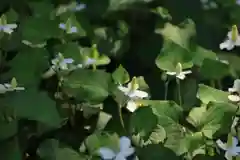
{"left": 118, "top": 104, "right": 125, "bottom": 131}
{"left": 164, "top": 81, "right": 169, "bottom": 100}
{"left": 177, "top": 79, "right": 182, "bottom": 106}
{"left": 210, "top": 80, "right": 215, "bottom": 88}
{"left": 217, "top": 80, "right": 222, "bottom": 90}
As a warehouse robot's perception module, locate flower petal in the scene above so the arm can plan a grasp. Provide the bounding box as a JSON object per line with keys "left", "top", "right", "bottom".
{"left": 166, "top": 72, "right": 176, "bottom": 76}
{"left": 118, "top": 86, "right": 130, "bottom": 94}
{"left": 74, "top": 4, "right": 86, "bottom": 11}
{"left": 182, "top": 70, "right": 192, "bottom": 75}
{"left": 59, "top": 23, "right": 66, "bottom": 29}
{"left": 228, "top": 95, "right": 240, "bottom": 102}
{"left": 235, "top": 36, "right": 240, "bottom": 46}
{"left": 233, "top": 79, "right": 240, "bottom": 93}
{"left": 126, "top": 101, "right": 138, "bottom": 112}
{"left": 119, "top": 136, "right": 131, "bottom": 151}
{"left": 63, "top": 58, "right": 74, "bottom": 64}
{"left": 176, "top": 73, "right": 185, "bottom": 80}
{"left": 220, "top": 40, "right": 235, "bottom": 50}
{"left": 84, "top": 58, "right": 97, "bottom": 65}
{"left": 15, "top": 87, "right": 25, "bottom": 91}
{"left": 98, "top": 147, "right": 116, "bottom": 159}
{"left": 232, "top": 137, "right": 239, "bottom": 147}
{"left": 120, "top": 147, "right": 135, "bottom": 157}
{"left": 6, "top": 24, "right": 17, "bottom": 29}
{"left": 3, "top": 27, "right": 14, "bottom": 34}
{"left": 231, "top": 147, "right": 240, "bottom": 155}
{"left": 225, "top": 151, "right": 233, "bottom": 160}
{"left": 132, "top": 90, "right": 148, "bottom": 98}
{"left": 70, "top": 26, "right": 77, "bottom": 33}
{"left": 115, "top": 153, "right": 126, "bottom": 160}
{"left": 216, "top": 139, "right": 227, "bottom": 150}
{"left": 0, "top": 84, "right": 8, "bottom": 94}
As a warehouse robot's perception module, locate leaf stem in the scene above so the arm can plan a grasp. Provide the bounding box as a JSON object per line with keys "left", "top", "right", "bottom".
{"left": 118, "top": 104, "right": 125, "bottom": 131}
{"left": 164, "top": 80, "right": 169, "bottom": 100}
{"left": 177, "top": 79, "right": 182, "bottom": 106}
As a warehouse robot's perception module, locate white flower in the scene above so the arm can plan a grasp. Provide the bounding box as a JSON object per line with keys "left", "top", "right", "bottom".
{"left": 83, "top": 57, "right": 97, "bottom": 66}
{"left": 216, "top": 136, "right": 240, "bottom": 160}
{"left": 0, "top": 77, "right": 24, "bottom": 94}
{"left": 220, "top": 25, "right": 240, "bottom": 50}
{"left": 59, "top": 23, "right": 77, "bottom": 33}
{"left": 51, "top": 53, "right": 74, "bottom": 70}
{"left": 42, "top": 53, "right": 82, "bottom": 79}
{"left": 0, "top": 24, "right": 17, "bottom": 34}
{"left": 166, "top": 63, "right": 192, "bottom": 80}
{"left": 118, "top": 77, "right": 148, "bottom": 112}
{"left": 99, "top": 136, "right": 135, "bottom": 160}
{"left": 228, "top": 79, "right": 240, "bottom": 102}
{"left": 71, "top": 3, "right": 86, "bottom": 11}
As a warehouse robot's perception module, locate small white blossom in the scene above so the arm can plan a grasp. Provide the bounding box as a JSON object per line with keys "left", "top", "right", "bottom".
{"left": 237, "top": 0, "right": 240, "bottom": 5}
{"left": 71, "top": 3, "right": 86, "bottom": 11}
{"left": 220, "top": 25, "right": 240, "bottom": 50}
{"left": 42, "top": 53, "right": 82, "bottom": 79}
{"left": 228, "top": 79, "right": 240, "bottom": 102}
{"left": 0, "top": 77, "right": 24, "bottom": 94}
{"left": 0, "top": 24, "right": 17, "bottom": 34}
{"left": 51, "top": 53, "right": 74, "bottom": 70}
{"left": 217, "top": 136, "right": 240, "bottom": 160}
{"left": 59, "top": 23, "right": 77, "bottom": 33}
{"left": 118, "top": 77, "right": 148, "bottom": 112}
{"left": 166, "top": 63, "right": 192, "bottom": 80}
{"left": 99, "top": 136, "right": 135, "bottom": 160}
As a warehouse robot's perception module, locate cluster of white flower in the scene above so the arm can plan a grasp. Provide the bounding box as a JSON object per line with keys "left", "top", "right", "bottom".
{"left": 99, "top": 136, "right": 135, "bottom": 160}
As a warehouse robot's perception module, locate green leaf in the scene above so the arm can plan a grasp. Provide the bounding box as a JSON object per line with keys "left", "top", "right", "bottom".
{"left": 0, "top": 139, "right": 22, "bottom": 160}
{"left": 187, "top": 106, "right": 207, "bottom": 128}
{"left": 4, "top": 48, "right": 48, "bottom": 85}
{"left": 38, "top": 139, "right": 86, "bottom": 160}
{"left": 150, "top": 100, "right": 183, "bottom": 122}
{"left": 181, "top": 78, "right": 198, "bottom": 111}
{"left": 151, "top": 7, "right": 172, "bottom": 20}
{"left": 129, "top": 107, "right": 158, "bottom": 139}
{"left": 107, "top": 0, "right": 154, "bottom": 11}
{"left": 21, "top": 16, "right": 60, "bottom": 44}
{"left": 155, "top": 40, "right": 193, "bottom": 71}
{"left": 84, "top": 133, "right": 119, "bottom": 155}
{"left": 4, "top": 89, "right": 62, "bottom": 127}
{"left": 200, "top": 58, "right": 230, "bottom": 80}
{"left": 192, "top": 46, "right": 216, "bottom": 66}
{"left": 148, "top": 101, "right": 185, "bottom": 154}
{"left": 56, "top": 148, "right": 86, "bottom": 160}
{"left": 200, "top": 102, "right": 236, "bottom": 138}
{"left": 180, "top": 132, "right": 205, "bottom": 154}
{"left": 0, "top": 104, "right": 17, "bottom": 141}
{"left": 29, "top": 1, "right": 54, "bottom": 18}
{"left": 155, "top": 19, "right": 195, "bottom": 50}
{"left": 148, "top": 125, "right": 167, "bottom": 144}
{"left": 188, "top": 102, "right": 236, "bottom": 138}
{"left": 155, "top": 19, "right": 195, "bottom": 71}
{"left": 55, "top": 42, "right": 82, "bottom": 63}
{"left": 138, "top": 144, "right": 180, "bottom": 160}
{"left": 112, "top": 65, "right": 129, "bottom": 84}
{"left": 0, "top": 120, "right": 17, "bottom": 141}
{"left": 62, "top": 69, "right": 111, "bottom": 103}
{"left": 197, "top": 84, "right": 229, "bottom": 104}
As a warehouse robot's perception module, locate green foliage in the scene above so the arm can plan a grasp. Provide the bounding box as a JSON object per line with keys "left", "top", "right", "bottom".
{"left": 0, "top": 0, "right": 240, "bottom": 159}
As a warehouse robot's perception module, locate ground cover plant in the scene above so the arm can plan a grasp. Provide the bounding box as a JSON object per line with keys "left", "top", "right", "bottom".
{"left": 1, "top": 0, "right": 240, "bottom": 159}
